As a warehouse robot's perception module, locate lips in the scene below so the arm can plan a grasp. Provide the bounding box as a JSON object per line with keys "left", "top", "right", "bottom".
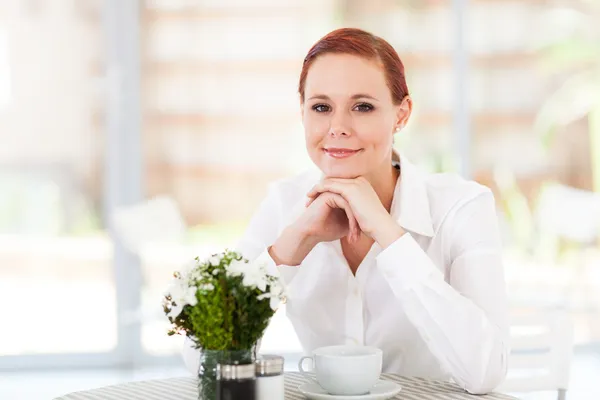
{"left": 323, "top": 148, "right": 362, "bottom": 159}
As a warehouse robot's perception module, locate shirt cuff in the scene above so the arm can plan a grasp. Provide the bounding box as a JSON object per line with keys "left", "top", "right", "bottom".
{"left": 376, "top": 233, "right": 443, "bottom": 292}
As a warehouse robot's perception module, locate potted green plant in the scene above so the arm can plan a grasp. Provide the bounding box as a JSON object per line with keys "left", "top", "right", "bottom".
{"left": 163, "top": 249, "right": 286, "bottom": 399}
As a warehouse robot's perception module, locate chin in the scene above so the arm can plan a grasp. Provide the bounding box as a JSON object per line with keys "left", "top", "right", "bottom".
{"left": 320, "top": 163, "right": 364, "bottom": 179}
{"left": 308, "top": 151, "right": 367, "bottom": 178}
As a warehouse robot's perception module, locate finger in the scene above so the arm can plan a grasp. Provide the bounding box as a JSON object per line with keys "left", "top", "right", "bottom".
{"left": 305, "top": 194, "right": 319, "bottom": 208}
{"left": 305, "top": 185, "right": 321, "bottom": 199}
{"left": 342, "top": 201, "right": 359, "bottom": 243}
{"left": 305, "top": 180, "right": 361, "bottom": 221}
{"left": 305, "top": 181, "right": 349, "bottom": 208}
{"left": 349, "top": 212, "right": 360, "bottom": 243}
{"left": 307, "top": 181, "right": 349, "bottom": 200}
{"left": 328, "top": 194, "right": 359, "bottom": 242}
{"left": 306, "top": 188, "right": 319, "bottom": 199}
{"left": 306, "top": 181, "right": 330, "bottom": 199}
{"left": 310, "top": 192, "right": 359, "bottom": 242}
{"left": 306, "top": 177, "right": 364, "bottom": 200}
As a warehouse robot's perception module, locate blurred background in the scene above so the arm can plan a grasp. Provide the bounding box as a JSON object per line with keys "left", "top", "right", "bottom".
{"left": 1, "top": 0, "right": 599, "bottom": 399}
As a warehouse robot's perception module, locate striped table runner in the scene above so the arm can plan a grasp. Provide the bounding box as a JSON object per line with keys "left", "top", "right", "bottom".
{"left": 55, "top": 372, "right": 519, "bottom": 400}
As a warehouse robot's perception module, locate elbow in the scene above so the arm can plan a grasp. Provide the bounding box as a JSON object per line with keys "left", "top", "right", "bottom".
{"left": 464, "top": 378, "right": 503, "bottom": 395}
{"left": 463, "top": 343, "right": 509, "bottom": 395}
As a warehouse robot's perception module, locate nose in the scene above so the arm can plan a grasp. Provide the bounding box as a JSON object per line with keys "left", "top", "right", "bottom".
{"left": 328, "top": 110, "right": 352, "bottom": 137}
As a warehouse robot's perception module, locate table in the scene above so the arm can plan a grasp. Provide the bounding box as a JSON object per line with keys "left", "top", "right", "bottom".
{"left": 55, "top": 372, "right": 520, "bottom": 400}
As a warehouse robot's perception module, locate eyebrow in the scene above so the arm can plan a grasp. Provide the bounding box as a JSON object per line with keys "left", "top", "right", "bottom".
{"left": 307, "top": 94, "right": 379, "bottom": 101}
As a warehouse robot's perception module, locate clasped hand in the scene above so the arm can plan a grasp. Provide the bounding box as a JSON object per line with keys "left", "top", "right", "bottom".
{"left": 300, "top": 177, "right": 404, "bottom": 247}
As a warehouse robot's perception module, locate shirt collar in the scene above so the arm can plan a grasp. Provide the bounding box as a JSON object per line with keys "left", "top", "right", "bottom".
{"left": 390, "top": 150, "right": 435, "bottom": 238}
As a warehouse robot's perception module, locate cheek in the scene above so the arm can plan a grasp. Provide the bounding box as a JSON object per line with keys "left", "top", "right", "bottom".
{"left": 303, "top": 115, "right": 328, "bottom": 145}
{"left": 354, "top": 116, "right": 392, "bottom": 146}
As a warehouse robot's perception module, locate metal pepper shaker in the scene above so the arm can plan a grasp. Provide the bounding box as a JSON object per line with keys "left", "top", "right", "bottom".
{"left": 216, "top": 363, "right": 256, "bottom": 400}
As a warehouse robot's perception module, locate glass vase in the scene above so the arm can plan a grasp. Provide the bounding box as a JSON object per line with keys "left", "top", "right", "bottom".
{"left": 197, "top": 348, "right": 255, "bottom": 400}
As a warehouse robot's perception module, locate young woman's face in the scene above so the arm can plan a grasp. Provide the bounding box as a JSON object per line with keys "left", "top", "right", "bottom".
{"left": 302, "top": 53, "right": 409, "bottom": 179}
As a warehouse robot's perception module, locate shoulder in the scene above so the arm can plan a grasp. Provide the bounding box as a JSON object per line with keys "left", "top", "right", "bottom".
{"left": 424, "top": 171, "right": 493, "bottom": 203}
{"left": 422, "top": 170, "right": 495, "bottom": 224}
{"left": 421, "top": 171, "right": 502, "bottom": 258}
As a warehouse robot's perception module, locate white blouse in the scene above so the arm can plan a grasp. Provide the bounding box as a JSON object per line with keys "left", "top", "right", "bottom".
{"left": 183, "top": 153, "right": 509, "bottom": 394}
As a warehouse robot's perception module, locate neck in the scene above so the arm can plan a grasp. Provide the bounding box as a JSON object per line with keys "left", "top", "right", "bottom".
{"left": 363, "top": 158, "right": 399, "bottom": 212}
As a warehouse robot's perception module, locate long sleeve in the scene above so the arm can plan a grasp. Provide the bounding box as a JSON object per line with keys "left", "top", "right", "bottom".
{"left": 376, "top": 192, "right": 509, "bottom": 394}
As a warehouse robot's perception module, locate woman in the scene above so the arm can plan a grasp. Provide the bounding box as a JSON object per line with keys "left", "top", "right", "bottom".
{"left": 184, "top": 28, "right": 509, "bottom": 394}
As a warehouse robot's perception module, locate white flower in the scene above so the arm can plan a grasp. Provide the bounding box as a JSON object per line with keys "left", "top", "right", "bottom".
{"left": 240, "top": 260, "right": 270, "bottom": 291}
{"left": 165, "top": 281, "right": 184, "bottom": 301}
{"left": 182, "top": 286, "right": 198, "bottom": 307}
{"left": 269, "top": 296, "right": 281, "bottom": 311}
{"left": 242, "top": 269, "right": 268, "bottom": 291}
{"left": 200, "top": 283, "right": 214, "bottom": 291}
{"left": 165, "top": 279, "right": 198, "bottom": 319}
{"left": 257, "top": 293, "right": 270, "bottom": 301}
{"left": 212, "top": 269, "right": 220, "bottom": 275}
{"left": 179, "top": 259, "right": 198, "bottom": 278}
{"left": 226, "top": 259, "right": 247, "bottom": 277}
{"left": 256, "top": 291, "right": 283, "bottom": 311}
{"left": 209, "top": 255, "right": 221, "bottom": 267}
{"left": 255, "top": 279, "right": 286, "bottom": 311}
{"left": 189, "top": 269, "right": 203, "bottom": 283}
{"left": 168, "top": 303, "right": 183, "bottom": 319}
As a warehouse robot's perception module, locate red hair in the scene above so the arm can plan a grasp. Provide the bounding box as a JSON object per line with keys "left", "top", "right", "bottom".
{"left": 298, "top": 28, "right": 409, "bottom": 105}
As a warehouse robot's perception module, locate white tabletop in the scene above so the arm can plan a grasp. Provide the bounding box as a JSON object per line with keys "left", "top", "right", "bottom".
{"left": 55, "top": 372, "right": 520, "bottom": 400}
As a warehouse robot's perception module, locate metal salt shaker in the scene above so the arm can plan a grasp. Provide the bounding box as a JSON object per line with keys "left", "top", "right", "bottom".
{"left": 255, "top": 355, "right": 285, "bottom": 400}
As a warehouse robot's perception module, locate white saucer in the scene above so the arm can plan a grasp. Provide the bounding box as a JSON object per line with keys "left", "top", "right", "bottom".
{"left": 298, "top": 380, "right": 401, "bottom": 400}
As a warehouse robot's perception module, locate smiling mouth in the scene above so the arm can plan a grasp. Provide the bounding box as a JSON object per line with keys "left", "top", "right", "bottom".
{"left": 323, "top": 148, "right": 363, "bottom": 159}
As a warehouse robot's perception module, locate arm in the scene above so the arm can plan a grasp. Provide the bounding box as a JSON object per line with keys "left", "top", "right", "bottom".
{"left": 376, "top": 192, "right": 509, "bottom": 394}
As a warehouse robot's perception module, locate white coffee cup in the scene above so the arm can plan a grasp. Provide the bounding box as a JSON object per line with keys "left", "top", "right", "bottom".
{"left": 298, "top": 345, "right": 382, "bottom": 395}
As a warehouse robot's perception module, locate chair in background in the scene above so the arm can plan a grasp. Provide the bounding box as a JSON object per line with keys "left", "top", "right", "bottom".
{"left": 499, "top": 311, "right": 574, "bottom": 400}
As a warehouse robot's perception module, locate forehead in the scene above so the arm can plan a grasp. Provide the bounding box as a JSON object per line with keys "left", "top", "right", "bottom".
{"left": 304, "top": 53, "right": 391, "bottom": 101}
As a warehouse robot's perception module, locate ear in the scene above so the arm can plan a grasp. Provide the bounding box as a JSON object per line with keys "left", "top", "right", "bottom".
{"left": 394, "top": 95, "right": 413, "bottom": 130}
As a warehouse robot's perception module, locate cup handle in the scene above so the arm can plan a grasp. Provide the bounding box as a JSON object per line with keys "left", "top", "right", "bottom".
{"left": 298, "top": 355, "right": 317, "bottom": 383}
{"left": 298, "top": 355, "right": 314, "bottom": 373}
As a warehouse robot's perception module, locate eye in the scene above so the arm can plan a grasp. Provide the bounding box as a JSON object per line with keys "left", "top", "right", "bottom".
{"left": 312, "top": 104, "right": 331, "bottom": 113}
{"left": 354, "top": 102, "right": 374, "bottom": 112}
